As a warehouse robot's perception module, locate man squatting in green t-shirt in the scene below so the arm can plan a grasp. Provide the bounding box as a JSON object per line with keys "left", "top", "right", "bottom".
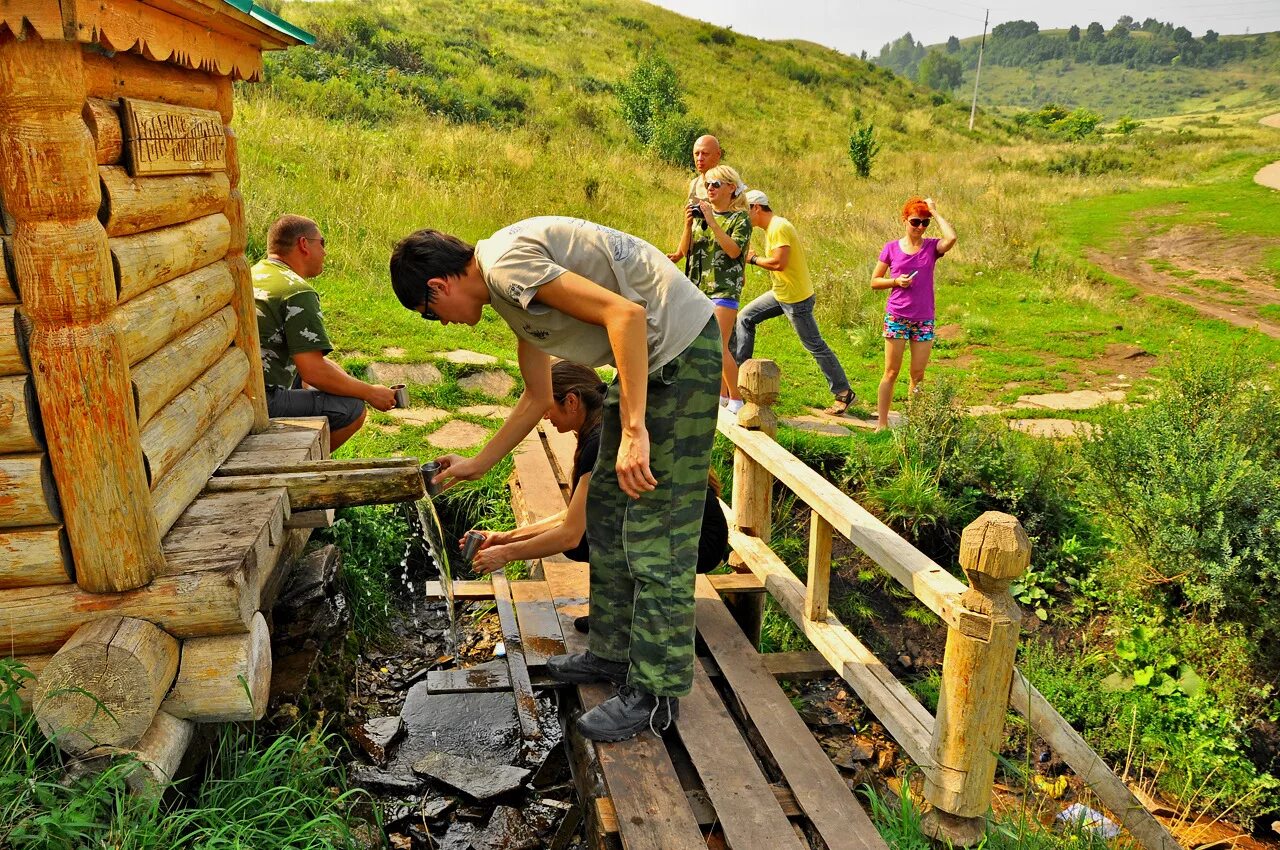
{"left": 389, "top": 217, "right": 720, "bottom": 742}
{"left": 252, "top": 215, "right": 396, "bottom": 450}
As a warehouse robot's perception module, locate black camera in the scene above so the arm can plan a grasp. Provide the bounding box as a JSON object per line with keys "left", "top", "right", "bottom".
{"left": 687, "top": 200, "right": 705, "bottom": 224}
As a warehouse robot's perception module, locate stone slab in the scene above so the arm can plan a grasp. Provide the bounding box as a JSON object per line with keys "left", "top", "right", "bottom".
{"left": 368, "top": 362, "right": 444, "bottom": 387}
{"left": 411, "top": 750, "right": 530, "bottom": 801}
{"left": 459, "top": 404, "right": 515, "bottom": 420}
{"left": 782, "top": 416, "right": 852, "bottom": 437}
{"left": 349, "top": 715, "right": 405, "bottom": 767}
{"left": 387, "top": 407, "right": 451, "bottom": 427}
{"left": 381, "top": 347, "right": 407, "bottom": 358}
{"left": 967, "top": 405, "right": 1003, "bottom": 417}
{"left": 459, "top": 370, "right": 516, "bottom": 399}
{"left": 427, "top": 420, "right": 491, "bottom": 449}
{"left": 444, "top": 349, "right": 500, "bottom": 366}
{"left": 1013, "top": 389, "right": 1125, "bottom": 411}
{"left": 1008, "top": 419, "right": 1098, "bottom": 439}
{"left": 391, "top": 686, "right": 522, "bottom": 772}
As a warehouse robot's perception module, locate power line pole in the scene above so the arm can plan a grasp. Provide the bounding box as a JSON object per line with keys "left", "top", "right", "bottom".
{"left": 968, "top": 8, "right": 989, "bottom": 131}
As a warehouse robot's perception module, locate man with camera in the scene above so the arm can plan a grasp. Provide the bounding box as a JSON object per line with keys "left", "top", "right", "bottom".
{"left": 253, "top": 214, "right": 396, "bottom": 450}
{"left": 668, "top": 134, "right": 729, "bottom": 262}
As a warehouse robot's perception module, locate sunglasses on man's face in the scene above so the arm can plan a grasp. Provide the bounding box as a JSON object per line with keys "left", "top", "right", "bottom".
{"left": 908, "top": 218, "right": 931, "bottom": 228}
{"left": 419, "top": 303, "right": 440, "bottom": 322}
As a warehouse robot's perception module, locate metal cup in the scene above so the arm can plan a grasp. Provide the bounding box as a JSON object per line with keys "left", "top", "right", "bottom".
{"left": 420, "top": 460, "right": 442, "bottom": 497}
{"left": 460, "top": 530, "right": 485, "bottom": 565}
{"left": 391, "top": 383, "right": 409, "bottom": 408}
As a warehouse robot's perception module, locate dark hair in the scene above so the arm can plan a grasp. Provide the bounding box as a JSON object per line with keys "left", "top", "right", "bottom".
{"left": 389, "top": 229, "right": 476, "bottom": 312}
{"left": 552, "top": 361, "right": 607, "bottom": 472}
{"left": 755, "top": 204, "right": 772, "bottom": 213}
{"left": 267, "top": 214, "right": 319, "bottom": 255}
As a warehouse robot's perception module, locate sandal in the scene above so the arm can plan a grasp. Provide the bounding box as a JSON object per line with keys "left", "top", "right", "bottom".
{"left": 824, "top": 389, "right": 856, "bottom": 417}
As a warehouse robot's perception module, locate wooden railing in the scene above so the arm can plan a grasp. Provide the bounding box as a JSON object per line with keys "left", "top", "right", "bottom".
{"left": 719, "top": 359, "right": 1180, "bottom": 850}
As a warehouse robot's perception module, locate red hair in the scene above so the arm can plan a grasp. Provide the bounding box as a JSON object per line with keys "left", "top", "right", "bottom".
{"left": 901, "top": 197, "right": 930, "bottom": 221}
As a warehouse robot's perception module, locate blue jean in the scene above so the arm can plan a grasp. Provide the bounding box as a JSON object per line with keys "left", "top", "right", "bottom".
{"left": 732, "top": 293, "right": 850, "bottom": 396}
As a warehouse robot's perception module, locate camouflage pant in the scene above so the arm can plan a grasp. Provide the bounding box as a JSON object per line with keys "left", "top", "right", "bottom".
{"left": 586, "top": 317, "right": 720, "bottom": 697}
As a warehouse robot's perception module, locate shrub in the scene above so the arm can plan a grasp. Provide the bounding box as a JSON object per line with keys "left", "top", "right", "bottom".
{"left": 1081, "top": 349, "right": 1280, "bottom": 637}
{"left": 776, "top": 57, "right": 823, "bottom": 86}
{"left": 847, "top": 123, "right": 881, "bottom": 178}
{"left": 613, "top": 55, "right": 706, "bottom": 166}
{"left": 1043, "top": 146, "right": 1135, "bottom": 176}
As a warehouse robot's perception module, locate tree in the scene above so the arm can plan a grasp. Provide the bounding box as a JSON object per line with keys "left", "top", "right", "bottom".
{"left": 1084, "top": 22, "right": 1106, "bottom": 43}
{"left": 848, "top": 123, "right": 881, "bottom": 178}
{"left": 1203, "top": 29, "right": 1218, "bottom": 44}
{"left": 1067, "top": 24, "right": 1080, "bottom": 43}
{"left": 1173, "top": 26, "right": 1193, "bottom": 44}
{"left": 1109, "top": 21, "right": 1131, "bottom": 39}
{"left": 918, "top": 49, "right": 963, "bottom": 90}
{"left": 1116, "top": 14, "right": 1134, "bottom": 29}
{"left": 992, "top": 20, "right": 1039, "bottom": 40}
{"left": 946, "top": 35, "right": 961, "bottom": 53}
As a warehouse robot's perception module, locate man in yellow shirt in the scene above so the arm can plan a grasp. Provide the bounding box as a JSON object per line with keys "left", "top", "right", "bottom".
{"left": 738, "top": 190, "right": 855, "bottom": 416}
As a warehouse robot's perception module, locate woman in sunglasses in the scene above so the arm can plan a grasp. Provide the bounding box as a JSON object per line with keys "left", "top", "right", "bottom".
{"left": 676, "top": 164, "right": 752, "bottom": 412}
{"left": 870, "top": 196, "right": 957, "bottom": 430}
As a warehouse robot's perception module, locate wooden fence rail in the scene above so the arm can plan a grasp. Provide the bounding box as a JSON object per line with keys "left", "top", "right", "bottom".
{"left": 719, "top": 359, "right": 1180, "bottom": 850}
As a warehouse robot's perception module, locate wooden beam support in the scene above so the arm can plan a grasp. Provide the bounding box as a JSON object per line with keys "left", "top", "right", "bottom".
{"left": 0, "top": 304, "right": 25, "bottom": 376}
{"left": 0, "top": 453, "right": 60, "bottom": 529}
{"left": 67, "top": 710, "right": 194, "bottom": 798}
{"left": 205, "top": 458, "right": 426, "bottom": 511}
{"left": 162, "top": 611, "right": 270, "bottom": 722}
{"left": 83, "top": 98, "right": 123, "bottom": 166}
{"left": 141, "top": 348, "right": 249, "bottom": 486}
{"left": 0, "top": 37, "right": 163, "bottom": 593}
{"left": 0, "top": 526, "right": 70, "bottom": 589}
{"left": 805, "top": 512, "right": 834, "bottom": 622}
{"left": 132, "top": 306, "right": 237, "bottom": 425}
{"left": 0, "top": 234, "right": 16, "bottom": 304}
{"left": 32, "top": 616, "right": 179, "bottom": 756}
{"left": 98, "top": 166, "right": 229, "bottom": 237}
{"left": 116, "top": 259, "right": 234, "bottom": 365}
{"left": 490, "top": 572, "right": 542, "bottom": 743}
{"left": 151, "top": 395, "right": 254, "bottom": 536}
{"left": 0, "top": 373, "right": 39, "bottom": 453}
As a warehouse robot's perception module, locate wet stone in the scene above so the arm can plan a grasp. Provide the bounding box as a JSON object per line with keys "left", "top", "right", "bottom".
{"left": 471, "top": 805, "right": 540, "bottom": 850}
{"left": 412, "top": 750, "right": 531, "bottom": 801}
{"left": 434, "top": 822, "right": 477, "bottom": 850}
{"left": 348, "top": 765, "right": 423, "bottom": 795}
{"left": 350, "top": 715, "right": 404, "bottom": 767}
{"left": 419, "top": 794, "right": 455, "bottom": 821}
{"left": 391, "top": 686, "right": 522, "bottom": 772}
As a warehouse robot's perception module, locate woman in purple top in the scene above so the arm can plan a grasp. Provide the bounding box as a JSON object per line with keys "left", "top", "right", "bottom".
{"left": 869, "top": 196, "right": 957, "bottom": 430}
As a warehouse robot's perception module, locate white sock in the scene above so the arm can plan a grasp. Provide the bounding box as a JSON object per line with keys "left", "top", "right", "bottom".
{"left": 719, "top": 395, "right": 730, "bottom": 407}
{"left": 727, "top": 398, "right": 745, "bottom": 413}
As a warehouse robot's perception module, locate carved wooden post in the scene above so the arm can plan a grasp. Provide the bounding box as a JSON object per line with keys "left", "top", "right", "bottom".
{"left": 727, "top": 358, "right": 780, "bottom": 646}
{"left": 216, "top": 77, "right": 269, "bottom": 433}
{"left": 923, "top": 511, "right": 1030, "bottom": 846}
{"left": 0, "top": 38, "right": 163, "bottom": 592}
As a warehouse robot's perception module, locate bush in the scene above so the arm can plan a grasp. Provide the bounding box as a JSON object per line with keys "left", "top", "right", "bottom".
{"left": 848, "top": 122, "right": 882, "bottom": 178}
{"left": 1043, "top": 146, "right": 1135, "bottom": 176}
{"left": 1013, "top": 103, "right": 1103, "bottom": 139}
{"left": 614, "top": 55, "right": 706, "bottom": 166}
{"left": 1081, "top": 348, "right": 1280, "bottom": 637}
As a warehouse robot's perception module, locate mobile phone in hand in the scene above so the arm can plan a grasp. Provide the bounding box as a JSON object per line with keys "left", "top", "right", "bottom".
{"left": 908, "top": 270, "right": 919, "bottom": 280}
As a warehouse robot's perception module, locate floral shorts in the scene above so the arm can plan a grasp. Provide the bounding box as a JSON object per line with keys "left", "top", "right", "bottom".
{"left": 883, "top": 313, "right": 936, "bottom": 342}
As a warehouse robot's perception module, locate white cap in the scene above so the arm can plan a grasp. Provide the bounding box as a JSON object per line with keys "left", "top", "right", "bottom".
{"left": 745, "top": 189, "right": 770, "bottom": 207}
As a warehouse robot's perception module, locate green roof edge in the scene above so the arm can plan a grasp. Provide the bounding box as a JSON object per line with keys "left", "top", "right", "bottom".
{"left": 220, "top": 0, "right": 316, "bottom": 45}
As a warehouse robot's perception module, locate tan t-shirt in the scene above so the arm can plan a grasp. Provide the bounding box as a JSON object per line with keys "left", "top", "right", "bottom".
{"left": 476, "top": 217, "right": 713, "bottom": 373}
{"left": 764, "top": 216, "right": 814, "bottom": 304}
{"left": 687, "top": 174, "right": 708, "bottom": 202}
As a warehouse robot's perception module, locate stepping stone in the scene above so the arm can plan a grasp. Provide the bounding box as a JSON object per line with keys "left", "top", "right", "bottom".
{"left": 387, "top": 407, "right": 450, "bottom": 427}
{"left": 443, "top": 349, "right": 499, "bottom": 366}
{"left": 348, "top": 715, "right": 404, "bottom": 768}
{"left": 412, "top": 750, "right": 530, "bottom": 801}
{"left": 967, "top": 405, "right": 1002, "bottom": 417}
{"left": 1013, "top": 389, "right": 1125, "bottom": 411}
{"left": 1008, "top": 419, "right": 1098, "bottom": 439}
{"left": 843, "top": 411, "right": 904, "bottom": 431}
{"left": 782, "top": 416, "right": 852, "bottom": 437}
{"left": 427, "top": 420, "right": 490, "bottom": 449}
{"left": 381, "top": 347, "right": 407, "bottom": 358}
{"left": 459, "top": 404, "right": 515, "bottom": 419}
{"left": 459, "top": 370, "right": 516, "bottom": 399}
{"left": 367, "top": 362, "right": 444, "bottom": 387}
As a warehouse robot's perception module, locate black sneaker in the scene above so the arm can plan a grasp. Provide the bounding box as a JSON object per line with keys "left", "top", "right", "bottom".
{"left": 545, "top": 650, "right": 628, "bottom": 686}
{"left": 576, "top": 685, "right": 679, "bottom": 742}
{"left": 573, "top": 615, "right": 590, "bottom": 633}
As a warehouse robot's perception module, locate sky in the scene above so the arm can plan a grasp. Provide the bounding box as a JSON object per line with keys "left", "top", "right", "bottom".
{"left": 642, "top": 0, "right": 1280, "bottom": 57}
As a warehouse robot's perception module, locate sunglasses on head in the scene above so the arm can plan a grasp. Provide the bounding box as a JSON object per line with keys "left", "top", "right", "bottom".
{"left": 908, "top": 218, "right": 931, "bottom": 228}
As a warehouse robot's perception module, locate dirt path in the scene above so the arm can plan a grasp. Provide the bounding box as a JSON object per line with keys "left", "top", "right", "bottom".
{"left": 1256, "top": 113, "right": 1280, "bottom": 190}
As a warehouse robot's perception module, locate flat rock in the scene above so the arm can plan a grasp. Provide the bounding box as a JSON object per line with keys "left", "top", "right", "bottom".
{"left": 419, "top": 795, "right": 455, "bottom": 821}
{"left": 782, "top": 416, "right": 851, "bottom": 437}
{"left": 1013, "top": 389, "right": 1125, "bottom": 411}
{"left": 390, "top": 686, "right": 522, "bottom": 773}
{"left": 349, "top": 715, "right": 405, "bottom": 767}
{"left": 381, "top": 347, "right": 407, "bottom": 358}
{"left": 471, "top": 805, "right": 540, "bottom": 850}
{"left": 434, "top": 822, "right": 478, "bottom": 850}
{"left": 443, "top": 349, "right": 499, "bottom": 366}
{"left": 459, "top": 404, "right": 515, "bottom": 419}
{"left": 368, "top": 362, "right": 444, "bottom": 387}
{"left": 459, "top": 370, "right": 516, "bottom": 399}
{"left": 411, "top": 750, "right": 530, "bottom": 801}
{"left": 1008, "top": 419, "right": 1098, "bottom": 439}
{"left": 427, "top": 420, "right": 490, "bottom": 449}
{"left": 387, "top": 407, "right": 450, "bottom": 426}
{"left": 967, "top": 405, "right": 1002, "bottom": 417}
{"left": 348, "top": 765, "right": 423, "bottom": 794}
{"left": 844, "top": 411, "right": 904, "bottom": 431}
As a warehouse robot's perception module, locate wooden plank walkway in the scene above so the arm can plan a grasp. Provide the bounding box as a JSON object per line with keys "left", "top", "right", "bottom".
{"left": 425, "top": 423, "right": 890, "bottom": 850}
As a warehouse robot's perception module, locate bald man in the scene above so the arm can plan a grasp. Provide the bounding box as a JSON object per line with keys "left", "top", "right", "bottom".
{"left": 667, "top": 135, "right": 723, "bottom": 263}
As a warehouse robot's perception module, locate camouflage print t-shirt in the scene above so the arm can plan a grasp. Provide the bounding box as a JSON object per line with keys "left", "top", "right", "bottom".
{"left": 252, "top": 258, "right": 332, "bottom": 389}
{"left": 687, "top": 209, "right": 751, "bottom": 302}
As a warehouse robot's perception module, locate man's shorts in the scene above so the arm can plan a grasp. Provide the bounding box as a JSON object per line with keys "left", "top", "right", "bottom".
{"left": 883, "top": 313, "right": 936, "bottom": 342}
{"left": 712, "top": 297, "right": 739, "bottom": 310}
{"left": 266, "top": 386, "right": 365, "bottom": 431}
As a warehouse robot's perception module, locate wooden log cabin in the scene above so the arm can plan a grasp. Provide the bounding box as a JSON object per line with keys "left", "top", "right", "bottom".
{"left": 0, "top": 1, "right": 423, "bottom": 787}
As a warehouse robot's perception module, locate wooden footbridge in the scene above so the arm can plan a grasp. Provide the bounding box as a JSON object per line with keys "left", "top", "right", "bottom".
{"left": 429, "top": 360, "right": 1184, "bottom": 850}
